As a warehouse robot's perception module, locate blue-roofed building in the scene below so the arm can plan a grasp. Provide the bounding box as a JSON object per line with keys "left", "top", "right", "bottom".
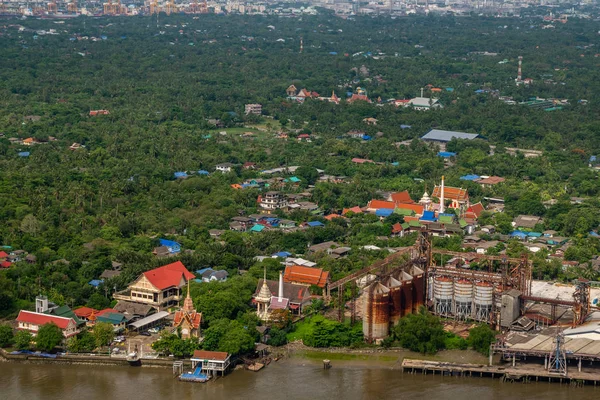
{"left": 438, "top": 151, "right": 457, "bottom": 158}
{"left": 527, "top": 232, "right": 542, "bottom": 238}
{"left": 307, "top": 221, "right": 325, "bottom": 227}
{"left": 421, "top": 129, "right": 480, "bottom": 143}
{"left": 272, "top": 251, "right": 292, "bottom": 258}
{"left": 174, "top": 171, "right": 188, "bottom": 179}
{"left": 158, "top": 239, "right": 181, "bottom": 253}
{"left": 363, "top": 135, "right": 372, "bottom": 141}
{"left": 375, "top": 209, "right": 394, "bottom": 217}
{"left": 250, "top": 225, "right": 265, "bottom": 233}
{"left": 460, "top": 174, "right": 481, "bottom": 181}
{"left": 18, "top": 152, "right": 30, "bottom": 157}
{"left": 196, "top": 268, "right": 212, "bottom": 276}
{"left": 198, "top": 170, "right": 210, "bottom": 175}
{"left": 420, "top": 210, "right": 437, "bottom": 222}
{"left": 446, "top": 88, "right": 454, "bottom": 92}
{"left": 89, "top": 279, "right": 104, "bottom": 288}
{"left": 391, "top": 162, "right": 399, "bottom": 166}
{"left": 510, "top": 231, "right": 528, "bottom": 239}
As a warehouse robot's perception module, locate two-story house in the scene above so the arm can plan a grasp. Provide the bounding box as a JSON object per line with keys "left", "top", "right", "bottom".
{"left": 113, "top": 261, "right": 195, "bottom": 311}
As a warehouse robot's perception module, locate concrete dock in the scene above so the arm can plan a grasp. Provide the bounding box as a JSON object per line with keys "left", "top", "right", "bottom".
{"left": 401, "top": 359, "right": 600, "bottom": 386}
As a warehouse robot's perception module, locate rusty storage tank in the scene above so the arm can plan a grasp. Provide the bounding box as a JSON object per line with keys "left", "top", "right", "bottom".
{"left": 363, "top": 282, "right": 391, "bottom": 342}
{"left": 454, "top": 280, "right": 473, "bottom": 319}
{"left": 433, "top": 277, "right": 453, "bottom": 316}
{"left": 410, "top": 266, "right": 425, "bottom": 312}
{"left": 474, "top": 282, "right": 493, "bottom": 321}
{"left": 399, "top": 271, "right": 413, "bottom": 317}
{"left": 385, "top": 276, "right": 402, "bottom": 326}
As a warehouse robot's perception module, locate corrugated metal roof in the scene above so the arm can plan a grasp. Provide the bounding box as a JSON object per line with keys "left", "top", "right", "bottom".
{"left": 421, "top": 129, "right": 479, "bottom": 142}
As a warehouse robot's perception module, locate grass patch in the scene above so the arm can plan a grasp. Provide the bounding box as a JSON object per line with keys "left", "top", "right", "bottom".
{"left": 295, "top": 350, "right": 398, "bottom": 363}
{"left": 287, "top": 318, "right": 314, "bottom": 342}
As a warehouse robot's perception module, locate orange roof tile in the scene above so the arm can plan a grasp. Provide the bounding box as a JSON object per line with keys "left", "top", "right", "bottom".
{"left": 283, "top": 265, "right": 330, "bottom": 288}
{"left": 395, "top": 203, "right": 424, "bottom": 215}
{"left": 389, "top": 191, "right": 414, "bottom": 204}
{"left": 367, "top": 200, "right": 396, "bottom": 210}
{"left": 432, "top": 186, "right": 469, "bottom": 202}
{"left": 342, "top": 206, "right": 363, "bottom": 215}
{"left": 466, "top": 202, "right": 485, "bottom": 218}
{"left": 142, "top": 261, "right": 194, "bottom": 291}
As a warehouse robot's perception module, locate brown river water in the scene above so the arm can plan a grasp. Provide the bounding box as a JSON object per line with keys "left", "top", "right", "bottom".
{"left": 1, "top": 354, "right": 598, "bottom": 400}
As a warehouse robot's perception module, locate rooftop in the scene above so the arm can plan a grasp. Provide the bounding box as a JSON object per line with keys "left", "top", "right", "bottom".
{"left": 421, "top": 129, "right": 480, "bottom": 142}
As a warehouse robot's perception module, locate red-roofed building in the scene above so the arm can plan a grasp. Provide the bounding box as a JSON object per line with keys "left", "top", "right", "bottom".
{"left": 432, "top": 185, "right": 469, "bottom": 209}
{"left": 283, "top": 265, "right": 330, "bottom": 288}
{"left": 395, "top": 203, "right": 424, "bottom": 215}
{"left": 324, "top": 214, "right": 343, "bottom": 221}
{"left": 96, "top": 308, "right": 119, "bottom": 317}
{"left": 0, "top": 251, "right": 8, "bottom": 259}
{"left": 387, "top": 191, "right": 414, "bottom": 204}
{"left": 0, "top": 261, "right": 11, "bottom": 268}
{"left": 16, "top": 310, "right": 79, "bottom": 338}
{"left": 114, "top": 261, "right": 194, "bottom": 311}
{"left": 477, "top": 176, "right": 506, "bottom": 188}
{"left": 73, "top": 306, "right": 97, "bottom": 320}
{"left": 347, "top": 94, "right": 371, "bottom": 104}
{"left": 366, "top": 200, "right": 396, "bottom": 212}
{"left": 342, "top": 206, "right": 363, "bottom": 215}
{"left": 465, "top": 202, "right": 485, "bottom": 220}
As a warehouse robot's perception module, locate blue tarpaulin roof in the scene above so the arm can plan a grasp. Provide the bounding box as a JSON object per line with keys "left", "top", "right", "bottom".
{"left": 527, "top": 232, "right": 542, "bottom": 237}
{"left": 363, "top": 135, "right": 372, "bottom": 141}
{"left": 196, "top": 268, "right": 213, "bottom": 275}
{"left": 460, "top": 174, "right": 481, "bottom": 181}
{"left": 391, "top": 162, "right": 399, "bottom": 166}
{"left": 438, "top": 151, "right": 457, "bottom": 158}
{"left": 174, "top": 171, "right": 187, "bottom": 178}
{"left": 375, "top": 209, "right": 394, "bottom": 217}
{"left": 307, "top": 221, "right": 325, "bottom": 227}
{"left": 250, "top": 225, "right": 265, "bottom": 232}
{"left": 511, "top": 231, "right": 528, "bottom": 238}
{"left": 272, "top": 251, "right": 292, "bottom": 258}
{"left": 198, "top": 170, "right": 210, "bottom": 175}
{"left": 420, "top": 210, "right": 437, "bottom": 222}
{"left": 590, "top": 156, "right": 597, "bottom": 163}
{"left": 18, "top": 152, "right": 30, "bottom": 157}
{"left": 89, "top": 279, "right": 104, "bottom": 287}
{"left": 159, "top": 239, "right": 181, "bottom": 253}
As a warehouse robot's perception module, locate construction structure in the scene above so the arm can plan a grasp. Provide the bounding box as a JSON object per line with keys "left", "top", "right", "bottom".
{"left": 327, "top": 230, "right": 591, "bottom": 343}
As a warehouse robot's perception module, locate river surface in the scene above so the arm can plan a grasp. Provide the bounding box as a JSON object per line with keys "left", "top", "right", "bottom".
{"left": 1, "top": 356, "right": 598, "bottom": 400}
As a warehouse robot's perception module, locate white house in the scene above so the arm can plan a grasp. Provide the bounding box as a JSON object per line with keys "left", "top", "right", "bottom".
{"left": 16, "top": 310, "right": 79, "bottom": 338}
{"left": 215, "top": 163, "right": 234, "bottom": 173}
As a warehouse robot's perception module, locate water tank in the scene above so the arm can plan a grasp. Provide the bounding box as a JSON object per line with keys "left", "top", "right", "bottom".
{"left": 434, "top": 277, "right": 453, "bottom": 315}
{"left": 474, "top": 282, "right": 493, "bottom": 321}
{"left": 454, "top": 280, "right": 473, "bottom": 318}
{"left": 363, "top": 282, "right": 390, "bottom": 342}
{"left": 385, "top": 277, "right": 402, "bottom": 326}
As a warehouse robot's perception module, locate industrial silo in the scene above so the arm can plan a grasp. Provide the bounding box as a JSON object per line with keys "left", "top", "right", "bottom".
{"left": 410, "top": 266, "right": 425, "bottom": 312}
{"left": 385, "top": 276, "right": 402, "bottom": 326}
{"left": 474, "top": 282, "right": 493, "bottom": 322}
{"left": 433, "top": 277, "right": 453, "bottom": 316}
{"left": 363, "top": 282, "right": 391, "bottom": 342}
{"left": 399, "top": 271, "right": 413, "bottom": 317}
{"left": 454, "top": 280, "right": 473, "bottom": 319}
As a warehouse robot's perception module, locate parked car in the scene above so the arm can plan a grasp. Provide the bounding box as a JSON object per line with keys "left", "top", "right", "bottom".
{"left": 139, "top": 331, "right": 151, "bottom": 337}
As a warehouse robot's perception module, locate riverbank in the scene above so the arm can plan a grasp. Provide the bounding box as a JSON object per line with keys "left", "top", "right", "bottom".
{"left": 0, "top": 348, "right": 188, "bottom": 368}
{"left": 282, "top": 342, "right": 489, "bottom": 370}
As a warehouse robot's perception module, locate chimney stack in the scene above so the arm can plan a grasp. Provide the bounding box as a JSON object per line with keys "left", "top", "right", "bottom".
{"left": 278, "top": 271, "right": 284, "bottom": 301}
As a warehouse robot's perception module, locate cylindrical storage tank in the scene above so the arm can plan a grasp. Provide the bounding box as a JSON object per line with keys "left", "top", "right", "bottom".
{"left": 474, "top": 282, "right": 493, "bottom": 321}
{"left": 386, "top": 277, "right": 402, "bottom": 326}
{"left": 399, "top": 271, "right": 413, "bottom": 317}
{"left": 362, "top": 282, "right": 391, "bottom": 342}
{"left": 411, "top": 266, "right": 425, "bottom": 313}
{"left": 454, "top": 280, "right": 473, "bottom": 319}
{"left": 433, "top": 277, "right": 453, "bottom": 316}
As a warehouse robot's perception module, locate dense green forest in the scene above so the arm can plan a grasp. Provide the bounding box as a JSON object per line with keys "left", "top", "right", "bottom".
{"left": 1, "top": 12, "right": 600, "bottom": 318}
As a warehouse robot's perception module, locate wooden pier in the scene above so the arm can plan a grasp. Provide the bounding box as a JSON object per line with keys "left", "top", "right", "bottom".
{"left": 401, "top": 359, "right": 600, "bottom": 386}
